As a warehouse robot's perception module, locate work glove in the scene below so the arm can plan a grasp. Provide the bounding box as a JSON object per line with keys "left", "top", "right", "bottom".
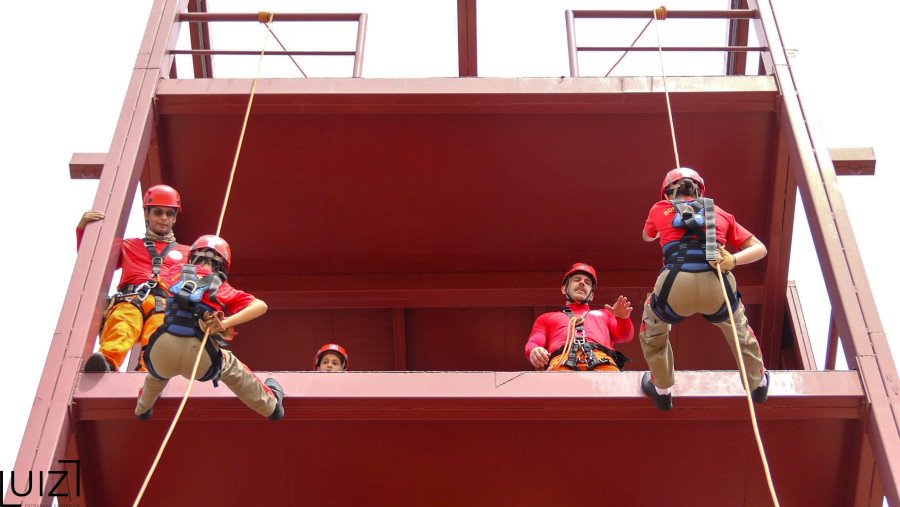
{"left": 199, "top": 311, "right": 236, "bottom": 342}
{"left": 714, "top": 245, "right": 736, "bottom": 272}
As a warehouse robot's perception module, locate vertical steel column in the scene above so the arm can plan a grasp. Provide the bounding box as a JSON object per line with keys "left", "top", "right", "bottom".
{"left": 565, "top": 10, "right": 579, "bottom": 77}
{"left": 4, "top": 0, "right": 186, "bottom": 504}
{"left": 352, "top": 13, "right": 367, "bottom": 78}
{"left": 749, "top": 1, "right": 900, "bottom": 503}
{"left": 824, "top": 316, "right": 839, "bottom": 370}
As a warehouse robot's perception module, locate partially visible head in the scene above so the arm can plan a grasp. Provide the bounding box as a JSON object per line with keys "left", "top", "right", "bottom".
{"left": 561, "top": 262, "right": 597, "bottom": 304}
{"left": 660, "top": 167, "right": 705, "bottom": 200}
{"left": 143, "top": 185, "right": 182, "bottom": 236}
{"left": 190, "top": 235, "right": 232, "bottom": 274}
{"left": 314, "top": 343, "right": 349, "bottom": 372}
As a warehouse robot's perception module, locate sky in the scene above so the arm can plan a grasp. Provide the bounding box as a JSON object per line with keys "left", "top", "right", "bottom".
{"left": 1, "top": 0, "right": 897, "bottom": 490}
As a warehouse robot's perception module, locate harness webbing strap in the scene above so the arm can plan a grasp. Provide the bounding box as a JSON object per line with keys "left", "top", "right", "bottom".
{"left": 143, "top": 240, "right": 176, "bottom": 314}
{"left": 558, "top": 308, "right": 629, "bottom": 370}
{"left": 652, "top": 198, "right": 726, "bottom": 323}
{"left": 143, "top": 239, "right": 176, "bottom": 278}
{"left": 701, "top": 197, "right": 717, "bottom": 261}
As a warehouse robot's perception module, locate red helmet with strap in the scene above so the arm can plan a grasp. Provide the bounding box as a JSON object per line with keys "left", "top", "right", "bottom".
{"left": 660, "top": 167, "right": 705, "bottom": 199}
{"left": 314, "top": 343, "right": 349, "bottom": 370}
{"left": 143, "top": 184, "right": 182, "bottom": 211}
{"left": 563, "top": 262, "right": 597, "bottom": 286}
{"left": 190, "top": 235, "right": 232, "bottom": 272}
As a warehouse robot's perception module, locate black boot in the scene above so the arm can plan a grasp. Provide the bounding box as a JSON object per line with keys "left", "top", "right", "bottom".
{"left": 84, "top": 353, "right": 113, "bottom": 372}
{"left": 641, "top": 372, "right": 672, "bottom": 411}
{"left": 751, "top": 370, "right": 770, "bottom": 403}
{"left": 136, "top": 408, "right": 153, "bottom": 420}
{"left": 265, "top": 378, "right": 285, "bottom": 421}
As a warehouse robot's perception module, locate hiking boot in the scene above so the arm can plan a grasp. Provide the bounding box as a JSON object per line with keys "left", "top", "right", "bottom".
{"left": 84, "top": 353, "right": 113, "bottom": 373}
{"left": 751, "top": 370, "right": 770, "bottom": 404}
{"left": 265, "top": 378, "right": 285, "bottom": 421}
{"left": 641, "top": 372, "right": 672, "bottom": 411}
{"left": 136, "top": 408, "right": 153, "bottom": 421}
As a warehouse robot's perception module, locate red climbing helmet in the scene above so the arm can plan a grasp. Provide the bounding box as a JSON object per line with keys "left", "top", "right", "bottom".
{"left": 190, "top": 235, "right": 232, "bottom": 272}
{"left": 660, "top": 167, "right": 705, "bottom": 199}
{"left": 143, "top": 184, "right": 182, "bottom": 211}
{"left": 563, "top": 262, "right": 597, "bottom": 286}
{"left": 314, "top": 343, "right": 349, "bottom": 370}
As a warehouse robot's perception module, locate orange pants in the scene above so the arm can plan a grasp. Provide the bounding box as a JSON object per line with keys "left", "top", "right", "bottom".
{"left": 548, "top": 348, "right": 621, "bottom": 371}
{"left": 97, "top": 295, "right": 164, "bottom": 371}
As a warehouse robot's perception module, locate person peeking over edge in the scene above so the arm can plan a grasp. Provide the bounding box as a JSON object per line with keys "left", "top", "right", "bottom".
{"left": 314, "top": 343, "right": 349, "bottom": 372}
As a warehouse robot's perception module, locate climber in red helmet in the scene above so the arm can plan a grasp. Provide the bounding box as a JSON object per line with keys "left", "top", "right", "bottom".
{"left": 525, "top": 262, "right": 633, "bottom": 372}
{"left": 639, "top": 167, "right": 769, "bottom": 411}
{"left": 77, "top": 184, "right": 190, "bottom": 372}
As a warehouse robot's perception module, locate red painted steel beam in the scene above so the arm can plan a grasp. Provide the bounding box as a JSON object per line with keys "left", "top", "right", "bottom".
{"left": 229, "top": 270, "right": 766, "bottom": 309}
{"left": 170, "top": 49, "right": 356, "bottom": 56}
{"left": 576, "top": 46, "right": 766, "bottom": 52}
{"left": 177, "top": 12, "right": 364, "bottom": 22}
{"left": 392, "top": 308, "right": 407, "bottom": 370}
{"left": 830, "top": 147, "right": 876, "bottom": 176}
{"left": 725, "top": 0, "right": 751, "bottom": 75}
{"left": 68, "top": 152, "right": 106, "bottom": 179}
{"left": 825, "top": 316, "right": 840, "bottom": 370}
{"left": 785, "top": 282, "right": 817, "bottom": 370}
{"left": 152, "top": 75, "right": 778, "bottom": 115}
{"left": 571, "top": 9, "right": 758, "bottom": 20}
{"left": 758, "top": 109, "right": 796, "bottom": 368}
{"left": 5, "top": 0, "right": 185, "bottom": 504}
{"left": 456, "top": 0, "right": 477, "bottom": 77}
{"left": 72, "top": 370, "right": 864, "bottom": 422}
{"left": 750, "top": 1, "right": 900, "bottom": 503}
{"left": 187, "top": 0, "right": 213, "bottom": 78}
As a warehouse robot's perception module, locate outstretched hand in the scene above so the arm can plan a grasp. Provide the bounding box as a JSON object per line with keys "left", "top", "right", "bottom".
{"left": 605, "top": 295, "right": 633, "bottom": 319}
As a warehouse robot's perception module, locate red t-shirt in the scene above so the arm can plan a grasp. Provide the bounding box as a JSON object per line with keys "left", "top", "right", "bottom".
{"left": 162, "top": 264, "right": 255, "bottom": 315}
{"left": 643, "top": 199, "right": 753, "bottom": 250}
{"left": 76, "top": 229, "right": 190, "bottom": 290}
{"left": 524, "top": 302, "right": 634, "bottom": 359}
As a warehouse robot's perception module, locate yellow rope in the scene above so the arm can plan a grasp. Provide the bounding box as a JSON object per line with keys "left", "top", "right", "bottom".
{"left": 132, "top": 327, "right": 215, "bottom": 507}
{"left": 715, "top": 265, "right": 780, "bottom": 506}
{"left": 651, "top": 6, "right": 779, "bottom": 504}
{"left": 651, "top": 6, "right": 680, "bottom": 168}
{"left": 133, "top": 15, "right": 274, "bottom": 507}
{"left": 215, "top": 12, "right": 274, "bottom": 236}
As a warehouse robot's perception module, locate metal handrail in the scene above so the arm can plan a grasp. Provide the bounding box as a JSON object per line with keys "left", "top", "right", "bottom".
{"left": 174, "top": 12, "right": 368, "bottom": 78}
{"left": 565, "top": 9, "right": 764, "bottom": 77}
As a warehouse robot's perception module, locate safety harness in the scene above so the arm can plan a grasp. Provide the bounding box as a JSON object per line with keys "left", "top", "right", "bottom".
{"left": 649, "top": 198, "right": 738, "bottom": 323}
{"left": 548, "top": 307, "right": 629, "bottom": 371}
{"left": 145, "top": 264, "right": 227, "bottom": 384}
{"left": 111, "top": 240, "right": 176, "bottom": 312}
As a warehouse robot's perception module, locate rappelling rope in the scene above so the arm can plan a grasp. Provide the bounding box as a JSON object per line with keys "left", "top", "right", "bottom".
{"left": 556, "top": 314, "right": 583, "bottom": 369}
{"left": 715, "top": 265, "right": 779, "bottom": 506}
{"left": 652, "top": 7, "right": 779, "bottom": 506}
{"left": 651, "top": 7, "right": 680, "bottom": 168}
{"left": 133, "top": 13, "right": 275, "bottom": 507}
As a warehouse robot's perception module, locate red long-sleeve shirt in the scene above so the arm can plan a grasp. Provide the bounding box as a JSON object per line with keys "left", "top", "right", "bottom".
{"left": 76, "top": 228, "right": 190, "bottom": 290}
{"left": 524, "top": 302, "right": 634, "bottom": 359}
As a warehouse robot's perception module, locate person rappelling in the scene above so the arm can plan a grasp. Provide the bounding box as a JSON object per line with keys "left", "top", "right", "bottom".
{"left": 638, "top": 168, "right": 770, "bottom": 410}
{"left": 134, "top": 234, "right": 285, "bottom": 421}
